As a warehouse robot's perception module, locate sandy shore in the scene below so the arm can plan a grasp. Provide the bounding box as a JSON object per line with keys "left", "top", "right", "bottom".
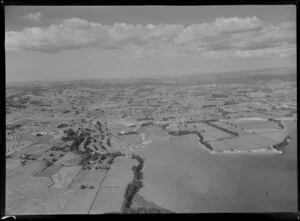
{"left": 211, "top": 148, "right": 282, "bottom": 155}
{"left": 279, "top": 117, "right": 297, "bottom": 121}
{"left": 233, "top": 117, "right": 296, "bottom": 121}
{"left": 196, "top": 139, "right": 284, "bottom": 155}
{"left": 234, "top": 117, "right": 267, "bottom": 121}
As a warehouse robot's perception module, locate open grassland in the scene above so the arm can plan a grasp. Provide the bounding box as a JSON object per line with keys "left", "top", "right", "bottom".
{"left": 240, "top": 134, "right": 277, "bottom": 147}
{"left": 258, "top": 132, "right": 289, "bottom": 143}
{"left": 208, "top": 140, "right": 238, "bottom": 151}
{"left": 222, "top": 137, "right": 263, "bottom": 151}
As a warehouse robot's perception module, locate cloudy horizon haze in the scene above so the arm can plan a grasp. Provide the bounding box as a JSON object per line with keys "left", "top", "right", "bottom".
{"left": 5, "top": 5, "right": 296, "bottom": 82}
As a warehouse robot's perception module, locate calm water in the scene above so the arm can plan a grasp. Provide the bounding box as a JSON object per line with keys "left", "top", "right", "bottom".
{"left": 136, "top": 120, "right": 297, "bottom": 212}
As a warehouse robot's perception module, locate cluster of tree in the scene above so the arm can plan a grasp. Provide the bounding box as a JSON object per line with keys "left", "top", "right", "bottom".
{"left": 51, "top": 145, "right": 69, "bottom": 152}
{"left": 137, "top": 117, "right": 154, "bottom": 122}
{"left": 83, "top": 137, "right": 92, "bottom": 149}
{"left": 20, "top": 153, "right": 37, "bottom": 166}
{"left": 100, "top": 142, "right": 107, "bottom": 151}
{"left": 118, "top": 131, "right": 138, "bottom": 135}
{"left": 62, "top": 129, "right": 90, "bottom": 147}
{"left": 267, "top": 118, "right": 284, "bottom": 129}
{"left": 62, "top": 128, "right": 76, "bottom": 139}
{"left": 272, "top": 135, "right": 291, "bottom": 151}
{"left": 203, "top": 104, "right": 216, "bottom": 108}
{"left": 6, "top": 96, "right": 29, "bottom": 109}
{"left": 159, "top": 123, "right": 169, "bottom": 130}
{"left": 43, "top": 158, "right": 54, "bottom": 167}
{"left": 121, "top": 154, "right": 145, "bottom": 213}
{"left": 224, "top": 100, "right": 237, "bottom": 106}
{"left": 107, "top": 151, "right": 125, "bottom": 166}
{"left": 70, "top": 136, "right": 85, "bottom": 153}
{"left": 161, "top": 117, "right": 168, "bottom": 121}
{"left": 204, "top": 119, "right": 218, "bottom": 123}
{"left": 167, "top": 130, "right": 214, "bottom": 151}
{"left": 95, "top": 121, "right": 103, "bottom": 132}
{"left": 204, "top": 121, "right": 239, "bottom": 136}
{"left": 212, "top": 93, "right": 228, "bottom": 98}
{"left": 191, "top": 130, "right": 214, "bottom": 151}
{"left": 185, "top": 120, "right": 203, "bottom": 124}
{"left": 6, "top": 124, "right": 22, "bottom": 131}
{"left": 140, "top": 122, "right": 154, "bottom": 127}
{"left": 80, "top": 184, "right": 95, "bottom": 190}
{"left": 20, "top": 153, "right": 36, "bottom": 161}
{"left": 57, "top": 122, "right": 68, "bottom": 128}
{"left": 168, "top": 130, "right": 178, "bottom": 136}
{"left": 80, "top": 150, "right": 124, "bottom": 170}
{"left": 30, "top": 101, "right": 51, "bottom": 107}
{"left": 216, "top": 108, "right": 230, "bottom": 117}
{"left": 106, "top": 138, "right": 111, "bottom": 147}
{"left": 257, "top": 108, "right": 267, "bottom": 112}
{"left": 125, "top": 207, "right": 174, "bottom": 214}
{"left": 79, "top": 151, "right": 95, "bottom": 168}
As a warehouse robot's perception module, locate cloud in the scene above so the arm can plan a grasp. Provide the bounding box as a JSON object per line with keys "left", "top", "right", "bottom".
{"left": 235, "top": 43, "right": 296, "bottom": 58}
{"left": 23, "top": 12, "right": 42, "bottom": 22}
{"left": 6, "top": 16, "right": 296, "bottom": 58}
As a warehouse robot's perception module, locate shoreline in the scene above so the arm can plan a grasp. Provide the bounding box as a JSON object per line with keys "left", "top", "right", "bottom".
{"left": 196, "top": 137, "right": 290, "bottom": 155}
{"left": 210, "top": 148, "right": 282, "bottom": 155}
{"left": 222, "top": 117, "right": 296, "bottom": 122}
{"left": 233, "top": 117, "right": 267, "bottom": 121}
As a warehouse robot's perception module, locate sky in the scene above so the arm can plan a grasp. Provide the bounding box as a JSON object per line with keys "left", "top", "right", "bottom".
{"left": 5, "top": 6, "right": 297, "bottom": 82}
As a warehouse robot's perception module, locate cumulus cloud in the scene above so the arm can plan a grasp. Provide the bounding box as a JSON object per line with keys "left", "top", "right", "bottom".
{"left": 23, "top": 12, "right": 42, "bottom": 22}
{"left": 6, "top": 16, "right": 296, "bottom": 58}
{"left": 235, "top": 43, "right": 296, "bottom": 58}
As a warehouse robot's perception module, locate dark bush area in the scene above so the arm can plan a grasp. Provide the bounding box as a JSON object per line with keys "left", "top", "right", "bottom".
{"left": 57, "top": 123, "right": 68, "bottom": 128}
{"left": 118, "top": 131, "right": 138, "bottom": 135}
{"left": 111, "top": 151, "right": 124, "bottom": 158}
{"left": 267, "top": 118, "right": 284, "bottom": 129}
{"left": 272, "top": 135, "right": 291, "bottom": 152}
{"left": 137, "top": 117, "right": 154, "bottom": 122}
{"left": 7, "top": 124, "right": 22, "bottom": 130}
{"left": 71, "top": 137, "right": 85, "bottom": 153}
{"left": 224, "top": 100, "right": 237, "bottom": 105}
{"left": 185, "top": 120, "right": 203, "bottom": 124}
{"left": 125, "top": 207, "right": 174, "bottom": 214}
{"left": 20, "top": 154, "right": 36, "bottom": 161}
{"left": 159, "top": 123, "right": 169, "bottom": 130}
{"left": 121, "top": 154, "right": 145, "bottom": 213}
{"left": 62, "top": 128, "right": 76, "bottom": 139}
{"left": 204, "top": 121, "right": 239, "bottom": 136}
{"left": 45, "top": 159, "right": 54, "bottom": 167}
{"left": 203, "top": 104, "right": 216, "bottom": 108}
{"left": 167, "top": 130, "right": 214, "bottom": 151}
{"left": 140, "top": 122, "right": 154, "bottom": 127}
{"left": 83, "top": 137, "right": 92, "bottom": 148}
{"left": 107, "top": 138, "right": 111, "bottom": 147}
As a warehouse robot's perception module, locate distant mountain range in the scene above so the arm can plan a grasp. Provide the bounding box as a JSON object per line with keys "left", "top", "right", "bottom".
{"left": 6, "top": 67, "right": 296, "bottom": 88}
{"left": 171, "top": 67, "right": 296, "bottom": 85}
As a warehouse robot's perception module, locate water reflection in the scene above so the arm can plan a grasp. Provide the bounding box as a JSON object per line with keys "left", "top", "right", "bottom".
{"left": 137, "top": 120, "right": 297, "bottom": 212}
